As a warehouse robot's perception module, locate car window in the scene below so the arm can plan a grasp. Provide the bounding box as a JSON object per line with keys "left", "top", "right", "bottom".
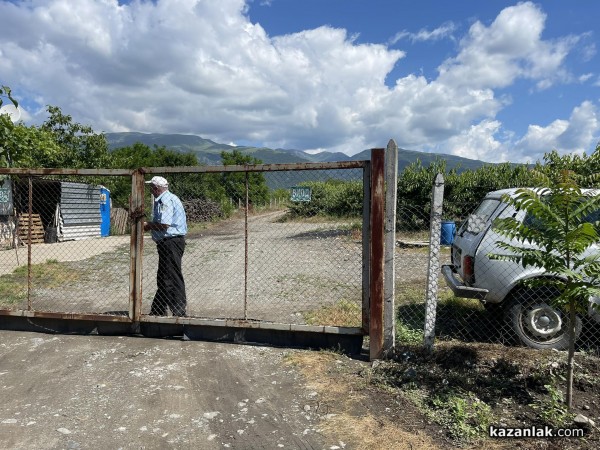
{"left": 583, "top": 208, "right": 600, "bottom": 223}
{"left": 524, "top": 198, "right": 600, "bottom": 231}
{"left": 463, "top": 199, "right": 501, "bottom": 234}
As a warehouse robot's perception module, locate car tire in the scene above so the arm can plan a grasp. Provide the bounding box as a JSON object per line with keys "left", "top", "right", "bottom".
{"left": 506, "top": 288, "right": 582, "bottom": 350}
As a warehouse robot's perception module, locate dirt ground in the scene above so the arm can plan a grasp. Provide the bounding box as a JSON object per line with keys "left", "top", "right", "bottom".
{"left": 0, "top": 330, "right": 342, "bottom": 449}
{"left": 0, "top": 329, "right": 452, "bottom": 450}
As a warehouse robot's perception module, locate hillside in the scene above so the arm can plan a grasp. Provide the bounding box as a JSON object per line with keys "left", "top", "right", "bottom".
{"left": 105, "top": 132, "right": 490, "bottom": 171}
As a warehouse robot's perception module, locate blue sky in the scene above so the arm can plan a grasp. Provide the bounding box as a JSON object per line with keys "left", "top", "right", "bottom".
{"left": 1, "top": 0, "right": 599, "bottom": 163}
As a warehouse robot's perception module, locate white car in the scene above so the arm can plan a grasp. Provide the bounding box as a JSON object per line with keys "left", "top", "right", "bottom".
{"left": 442, "top": 188, "right": 600, "bottom": 350}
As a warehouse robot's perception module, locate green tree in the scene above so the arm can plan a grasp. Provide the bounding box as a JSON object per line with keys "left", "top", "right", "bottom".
{"left": 535, "top": 148, "right": 600, "bottom": 183}
{"left": 109, "top": 143, "right": 227, "bottom": 209}
{"left": 490, "top": 170, "right": 600, "bottom": 409}
{"left": 0, "top": 117, "right": 63, "bottom": 167}
{"left": 220, "top": 149, "right": 269, "bottom": 205}
{"left": 40, "top": 106, "right": 111, "bottom": 168}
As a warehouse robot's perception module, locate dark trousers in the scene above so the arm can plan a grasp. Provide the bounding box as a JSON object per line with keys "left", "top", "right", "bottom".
{"left": 150, "top": 236, "right": 186, "bottom": 316}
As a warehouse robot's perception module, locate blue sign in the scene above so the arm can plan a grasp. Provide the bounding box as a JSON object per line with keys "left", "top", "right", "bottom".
{"left": 290, "top": 186, "right": 311, "bottom": 202}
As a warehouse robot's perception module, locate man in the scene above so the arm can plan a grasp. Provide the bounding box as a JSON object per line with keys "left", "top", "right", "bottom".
{"left": 143, "top": 176, "right": 188, "bottom": 316}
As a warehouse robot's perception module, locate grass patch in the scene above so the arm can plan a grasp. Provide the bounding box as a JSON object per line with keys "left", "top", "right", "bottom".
{"left": 284, "top": 351, "right": 442, "bottom": 450}
{"left": 396, "top": 321, "right": 423, "bottom": 345}
{"left": 303, "top": 299, "right": 362, "bottom": 327}
{"left": 0, "top": 259, "right": 81, "bottom": 307}
{"left": 428, "top": 390, "right": 492, "bottom": 443}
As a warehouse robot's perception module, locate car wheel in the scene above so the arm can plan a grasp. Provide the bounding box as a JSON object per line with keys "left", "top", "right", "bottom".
{"left": 507, "top": 289, "right": 582, "bottom": 350}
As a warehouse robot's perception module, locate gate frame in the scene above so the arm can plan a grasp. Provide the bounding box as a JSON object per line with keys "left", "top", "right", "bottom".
{"left": 0, "top": 155, "right": 385, "bottom": 357}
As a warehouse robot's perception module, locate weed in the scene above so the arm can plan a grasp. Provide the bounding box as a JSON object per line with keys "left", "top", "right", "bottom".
{"left": 531, "top": 382, "right": 574, "bottom": 428}
{"left": 303, "top": 299, "right": 361, "bottom": 327}
{"left": 396, "top": 321, "right": 423, "bottom": 345}
{"left": 429, "top": 390, "right": 492, "bottom": 443}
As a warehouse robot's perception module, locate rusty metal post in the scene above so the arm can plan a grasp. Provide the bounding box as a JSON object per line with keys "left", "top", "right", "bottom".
{"left": 361, "top": 163, "right": 371, "bottom": 333}
{"left": 369, "top": 148, "right": 385, "bottom": 361}
{"left": 27, "top": 176, "right": 33, "bottom": 311}
{"left": 130, "top": 170, "right": 145, "bottom": 321}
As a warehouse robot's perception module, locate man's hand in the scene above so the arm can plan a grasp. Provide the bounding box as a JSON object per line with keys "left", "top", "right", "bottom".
{"left": 143, "top": 221, "right": 169, "bottom": 232}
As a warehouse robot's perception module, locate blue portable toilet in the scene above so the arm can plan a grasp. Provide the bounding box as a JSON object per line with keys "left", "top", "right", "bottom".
{"left": 440, "top": 220, "right": 456, "bottom": 245}
{"left": 99, "top": 186, "right": 111, "bottom": 237}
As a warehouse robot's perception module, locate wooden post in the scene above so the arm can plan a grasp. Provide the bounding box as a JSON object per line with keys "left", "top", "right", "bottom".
{"left": 384, "top": 139, "right": 398, "bottom": 354}
{"left": 423, "top": 173, "right": 445, "bottom": 352}
{"left": 369, "top": 148, "right": 385, "bottom": 361}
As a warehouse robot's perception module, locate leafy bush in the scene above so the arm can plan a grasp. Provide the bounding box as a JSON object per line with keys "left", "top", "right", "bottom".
{"left": 287, "top": 179, "right": 363, "bottom": 218}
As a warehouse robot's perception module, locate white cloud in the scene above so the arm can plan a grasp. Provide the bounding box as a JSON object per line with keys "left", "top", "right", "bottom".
{"left": 437, "top": 2, "right": 579, "bottom": 91}
{"left": 514, "top": 101, "right": 599, "bottom": 162}
{"left": 389, "top": 22, "right": 457, "bottom": 44}
{"left": 434, "top": 119, "right": 508, "bottom": 162}
{"left": 0, "top": 0, "right": 597, "bottom": 163}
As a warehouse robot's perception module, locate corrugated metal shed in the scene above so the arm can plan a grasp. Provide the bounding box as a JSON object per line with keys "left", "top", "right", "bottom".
{"left": 58, "top": 182, "right": 102, "bottom": 241}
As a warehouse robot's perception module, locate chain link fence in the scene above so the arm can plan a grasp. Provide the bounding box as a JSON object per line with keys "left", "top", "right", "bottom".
{"left": 0, "top": 164, "right": 369, "bottom": 331}
{"left": 4, "top": 166, "right": 598, "bottom": 356}
{"left": 433, "top": 196, "right": 600, "bottom": 357}
{"left": 140, "top": 167, "right": 366, "bottom": 326}
{"left": 393, "top": 184, "right": 600, "bottom": 358}
{"left": 393, "top": 202, "right": 449, "bottom": 346}
{"left": 0, "top": 174, "right": 130, "bottom": 316}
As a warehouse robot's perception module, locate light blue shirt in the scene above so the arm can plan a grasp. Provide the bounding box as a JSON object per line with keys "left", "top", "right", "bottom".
{"left": 151, "top": 190, "right": 187, "bottom": 242}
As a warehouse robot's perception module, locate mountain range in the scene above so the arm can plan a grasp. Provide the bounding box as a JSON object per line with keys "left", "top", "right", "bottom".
{"left": 105, "top": 132, "right": 491, "bottom": 172}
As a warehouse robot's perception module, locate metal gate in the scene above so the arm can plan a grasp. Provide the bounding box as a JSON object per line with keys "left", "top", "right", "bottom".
{"left": 0, "top": 151, "right": 385, "bottom": 354}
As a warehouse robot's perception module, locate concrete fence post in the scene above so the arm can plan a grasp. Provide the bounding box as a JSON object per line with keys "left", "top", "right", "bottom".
{"left": 423, "top": 173, "right": 445, "bottom": 353}
{"left": 384, "top": 139, "right": 398, "bottom": 354}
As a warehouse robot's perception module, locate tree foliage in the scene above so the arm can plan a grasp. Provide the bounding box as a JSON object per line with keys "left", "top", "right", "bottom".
{"left": 40, "top": 106, "right": 111, "bottom": 168}
{"left": 1, "top": 103, "right": 112, "bottom": 169}
{"left": 220, "top": 149, "right": 269, "bottom": 205}
{"left": 394, "top": 145, "right": 600, "bottom": 230}
{"left": 0, "top": 116, "right": 62, "bottom": 167}
{"left": 108, "top": 143, "right": 226, "bottom": 208}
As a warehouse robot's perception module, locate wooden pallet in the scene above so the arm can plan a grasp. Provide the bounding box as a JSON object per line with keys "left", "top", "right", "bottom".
{"left": 17, "top": 213, "right": 45, "bottom": 244}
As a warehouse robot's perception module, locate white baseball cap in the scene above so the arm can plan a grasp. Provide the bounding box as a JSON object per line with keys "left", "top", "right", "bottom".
{"left": 145, "top": 176, "right": 168, "bottom": 188}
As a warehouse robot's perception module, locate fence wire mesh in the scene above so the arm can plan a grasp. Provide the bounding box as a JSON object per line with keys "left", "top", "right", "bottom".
{"left": 140, "top": 168, "right": 366, "bottom": 327}
{"left": 5, "top": 166, "right": 597, "bottom": 356}
{"left": 436, "top": 198, "right": 600, "bottom": 357}
{"left": 393, "top": 203, "right": 448, "bottom": 346}
{"left": 0, "top": 175, "right": 130, "bottom": 316}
